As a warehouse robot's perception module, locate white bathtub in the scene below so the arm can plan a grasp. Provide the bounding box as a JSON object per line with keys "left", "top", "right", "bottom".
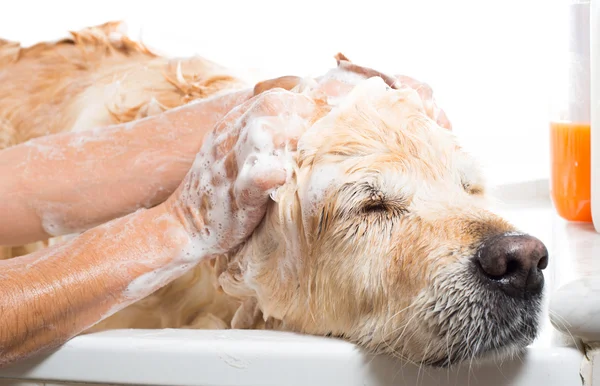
{"left": 0, "top": 179, "right": 588, "bottom": 386}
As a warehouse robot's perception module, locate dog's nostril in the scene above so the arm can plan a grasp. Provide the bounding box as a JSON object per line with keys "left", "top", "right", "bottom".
{"left": 475, "top": 232, "right": 548, "bottom": 299}
{"left": 505, "top": 259, "right": 520, "bottom": 276}
{"left": 538, "top": 254, "right": 549, "bottom": 270}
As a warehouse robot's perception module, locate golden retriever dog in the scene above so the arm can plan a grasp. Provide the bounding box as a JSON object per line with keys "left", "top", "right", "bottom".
{"left": 0, "top": 21, "right": 549, "bottom": 366}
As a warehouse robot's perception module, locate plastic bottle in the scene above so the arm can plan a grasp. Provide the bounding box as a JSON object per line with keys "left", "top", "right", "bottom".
{"left": 550, "top": 0, "right": 592, "bottom": 222}
{"left": 591, "top": 0, "right": 600, "bottom": 232}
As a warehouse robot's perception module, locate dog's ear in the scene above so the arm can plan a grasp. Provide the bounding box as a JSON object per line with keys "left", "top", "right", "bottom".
{"left": 253, "top": 75, "right": 303, "bottom": 96}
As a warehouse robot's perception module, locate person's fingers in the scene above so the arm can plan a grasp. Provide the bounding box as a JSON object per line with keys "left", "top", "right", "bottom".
{"left": 233, "top": 152, "right": 288, "bottom": 207}
{"left": 212, "top": 94, "right": 266, "bottom": 138}
{"left": 393, "top": 74, "right": 452, "bottom": 130}
{"left": 211, "top": 90, "right": 312, "bottom": 160}
{"left": 248, "top": 157, "right": 289, "bottom": 193}
{"left": 253, "top": 76, "right": 303, "bottom": 96}
{"left": 215, "top": 154, "right": 288, "bottom": 253}
{"left": 251, "top": 167, "right": 288, "bottom": 192}
{"left": 436, "top": 109, "right": 452, "bottom": 130}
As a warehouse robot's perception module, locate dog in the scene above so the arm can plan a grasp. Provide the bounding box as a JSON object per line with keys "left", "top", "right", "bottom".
{"left": 0, "top": 21, "right": 548, "bottom": 367}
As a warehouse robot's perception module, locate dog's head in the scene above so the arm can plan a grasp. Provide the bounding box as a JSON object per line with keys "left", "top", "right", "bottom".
{"left": 219, "top": 59, "right": 548, "bottom": 367}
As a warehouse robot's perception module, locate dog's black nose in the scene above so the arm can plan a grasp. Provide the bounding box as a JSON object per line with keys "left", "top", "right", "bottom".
{"left": 476, "top": 233, "right": 548, "bottom": 299}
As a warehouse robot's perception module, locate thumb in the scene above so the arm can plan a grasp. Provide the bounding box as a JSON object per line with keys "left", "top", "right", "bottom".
{"left": 234, "top": 153, "right": 289, "bottom": 208}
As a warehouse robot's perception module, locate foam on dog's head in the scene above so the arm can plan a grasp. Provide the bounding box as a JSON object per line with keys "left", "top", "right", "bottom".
{"left": 219, "top": 72, "right": 536, "bottom": 367}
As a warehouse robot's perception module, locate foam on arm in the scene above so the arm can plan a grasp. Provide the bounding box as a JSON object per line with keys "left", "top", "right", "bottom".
{"left": 0, "top": 89, "right": 252, "bottom": 246}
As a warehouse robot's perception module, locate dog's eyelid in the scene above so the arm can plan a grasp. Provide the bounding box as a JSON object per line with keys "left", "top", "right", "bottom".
{"left": 338, "top": 181, "right": 407, "bottom": 214}
{"left": 361, "top": 183, "right": 408, "bottom": 214}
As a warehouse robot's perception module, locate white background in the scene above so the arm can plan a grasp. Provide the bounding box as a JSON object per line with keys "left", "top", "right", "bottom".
{"left": 0, "top": 0, "right": 567, "bottom": 185}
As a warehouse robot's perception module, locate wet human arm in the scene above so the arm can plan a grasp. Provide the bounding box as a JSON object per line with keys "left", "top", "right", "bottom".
{"left": 0, "top": 204, "right": 186, "bottom": 367}
{"left": 0, "top": 89, "right": 253, "bottom": 246}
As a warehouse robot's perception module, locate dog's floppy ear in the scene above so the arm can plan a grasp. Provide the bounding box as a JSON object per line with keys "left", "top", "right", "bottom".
{"left": 253, "top": 75, "right": 303, "bottom": 96}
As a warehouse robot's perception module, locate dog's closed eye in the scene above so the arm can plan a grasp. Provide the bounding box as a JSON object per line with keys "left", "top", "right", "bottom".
{"left": 361, "top": 184, "right": 408, "bottom": 215}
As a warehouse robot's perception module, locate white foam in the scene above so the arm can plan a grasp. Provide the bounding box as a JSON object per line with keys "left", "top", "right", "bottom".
{"left": 319, "top": 66, "right": 371, "bottom": 86}
{"left": 302, "top": 164, "right": 343, "bottom": 218}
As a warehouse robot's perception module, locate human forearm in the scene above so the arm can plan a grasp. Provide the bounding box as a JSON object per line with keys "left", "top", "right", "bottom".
{"left": 0, "top": 89, "right": 252, "bottom": 246}
{"left": 0, "top": 204, "right": 193, "bottom": 367}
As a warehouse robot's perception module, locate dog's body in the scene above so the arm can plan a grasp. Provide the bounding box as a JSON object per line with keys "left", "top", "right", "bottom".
{"left": 0, "top": 22, "right": 548, "bottom": 366}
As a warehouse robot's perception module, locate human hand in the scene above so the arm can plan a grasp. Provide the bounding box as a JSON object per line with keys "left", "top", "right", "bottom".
{"left": 316, "top": 53, "right": 452, "bottom": 130}
{"left": 393, "top": 74, "right": 452, "bottom": 130}
{"left": 248, "top": 56, "right": 453, "bottom": 132}
{"left": 165, "top": 88, "right": 319, "bottom": 257}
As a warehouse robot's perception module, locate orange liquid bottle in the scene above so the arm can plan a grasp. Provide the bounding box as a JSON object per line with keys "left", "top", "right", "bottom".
{"left": 550, "top": 121, "right": 591, "bottom": 221}
{"left": 550, "top": 0, "right": 592, "bottom": 222}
